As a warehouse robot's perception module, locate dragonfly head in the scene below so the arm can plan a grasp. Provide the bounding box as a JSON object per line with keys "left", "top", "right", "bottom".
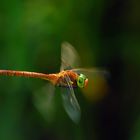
{"left": 77, "top": 73, "right": 88, "bottom": 88}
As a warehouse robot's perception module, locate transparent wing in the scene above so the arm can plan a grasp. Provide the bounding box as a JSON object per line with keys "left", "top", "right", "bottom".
{"left": 33, "top": 84, "right": 56, "bottom": 122}
{"left": 72, "top": 68, "right": 109, "bottom": 77}
{"left": 60, "top": 42, "right": 80, "bottom": 71}
{"left": 61, "top": 74, "right": 81, "bottom": 123}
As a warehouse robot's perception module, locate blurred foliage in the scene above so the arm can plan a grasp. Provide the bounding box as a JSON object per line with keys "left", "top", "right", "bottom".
{"left": 0, "top": 0, "right": 140, "bottom": 140}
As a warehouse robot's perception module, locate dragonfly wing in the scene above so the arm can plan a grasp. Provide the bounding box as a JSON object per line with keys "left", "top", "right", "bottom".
{"left": 61, "top": 75, "right": 81, "bottom": 123}
{"left": 72, "top": 68, "right": 110, "bottom": 78}
{"left": 33, "top": 84, "right": 56, "bottom": 122}
{"left": 60, "top": 42, "right": 80, "bottom": 71}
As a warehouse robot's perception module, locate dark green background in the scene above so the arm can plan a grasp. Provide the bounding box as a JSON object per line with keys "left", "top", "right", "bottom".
{"left": 0, "top": 0, "right": 140, "bottom": 140}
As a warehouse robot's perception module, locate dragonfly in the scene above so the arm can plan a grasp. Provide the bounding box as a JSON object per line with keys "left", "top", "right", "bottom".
{"left": 0, "top": 42, "right": 107, "bottom": 123}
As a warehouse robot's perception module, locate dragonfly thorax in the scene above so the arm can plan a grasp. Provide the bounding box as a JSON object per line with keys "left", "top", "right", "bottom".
{"left": 56, "top": 70, "right": 78, "bottom": 88}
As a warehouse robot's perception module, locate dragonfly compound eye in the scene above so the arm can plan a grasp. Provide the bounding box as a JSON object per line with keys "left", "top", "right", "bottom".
{"left": 77, "top": 74, "right": 87, "bottom": 88}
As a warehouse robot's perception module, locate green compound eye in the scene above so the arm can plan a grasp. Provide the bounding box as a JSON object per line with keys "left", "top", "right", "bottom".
{"left": 77, "top": 74, "right": 87, "bottom": 88}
